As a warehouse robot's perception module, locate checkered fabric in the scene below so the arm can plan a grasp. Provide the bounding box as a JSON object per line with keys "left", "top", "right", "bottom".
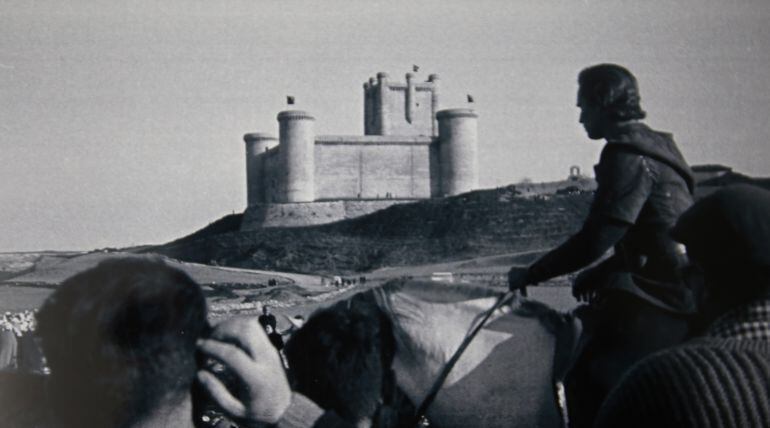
{"left": 707, "top": 298, "right": 770, "bottom": 340}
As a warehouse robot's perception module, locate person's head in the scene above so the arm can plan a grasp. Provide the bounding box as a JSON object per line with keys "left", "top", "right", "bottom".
{"left": 671, "top": 185, "right": 770, "bottom": 322}
{"left": 36, "top": 257, "right": 209, "bottom": 427}
{"left": 262, "top": 305, "right": 271, "bottom": 315}
{"left": 285, "top": 293, "right": 396, "bottom": 426}
{"left": 265, "top": 324, "right": 274, "bottom": 334}
{"left": 577, "top": 64, "right": 646, "bottom": 139}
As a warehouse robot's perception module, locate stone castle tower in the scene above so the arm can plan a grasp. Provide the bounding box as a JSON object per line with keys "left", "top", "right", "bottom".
{"left": 241, "top": 72, "right": 478, "bottom": 230}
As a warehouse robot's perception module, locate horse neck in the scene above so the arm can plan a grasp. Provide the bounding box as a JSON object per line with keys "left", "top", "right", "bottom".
{"left": 372, "top": 283, "right": 579, "bottom": 428}
{"left": 374, "top": 281, "right": 567, "bottom": 359}
{"left": 374, "top": 283, "right": 572, "bottom": 398}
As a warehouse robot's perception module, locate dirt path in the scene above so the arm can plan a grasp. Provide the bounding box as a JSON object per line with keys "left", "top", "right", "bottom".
{"left": 367, "top": 250, "right": 548, "bottom": 279}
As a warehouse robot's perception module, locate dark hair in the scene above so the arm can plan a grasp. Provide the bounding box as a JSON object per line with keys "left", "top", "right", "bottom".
{"left": 285, "top": 292, "right": 396, "bottom": 423}
{"left": 578, "top": 64, "right": 646, "bottom": 121}
{"left": 36, "top": 257, "right": 209, "bottom": 427}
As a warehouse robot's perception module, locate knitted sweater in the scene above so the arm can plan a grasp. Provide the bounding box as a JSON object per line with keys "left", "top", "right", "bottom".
{"left": 594, "top": 300, "right": 770, "bottom": 428}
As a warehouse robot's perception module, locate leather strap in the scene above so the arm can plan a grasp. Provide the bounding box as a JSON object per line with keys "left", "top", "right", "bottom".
{"left": 410, "top": 291, "right": 515, "bottom": 427}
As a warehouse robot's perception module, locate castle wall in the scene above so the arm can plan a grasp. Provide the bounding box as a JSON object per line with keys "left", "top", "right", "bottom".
{"left": 241, "top": 73, "right": 478, "bottom": 229}
{"left": 255, "top": 135, "right": 436, "bottom": 205}
{"left": 262, "top": 148, "right": 281, "bottom": 203}
{"left": 241, "top": 199, "right": 415, "bottom": 229}
{"left": 314, "top": 135, "right": 433, "bottom": 200}
{"left": 383, "top": 86, "right": 435, "bottom": 136}
{"left": 429, "top": 142, "right": 441, "bottom": 197}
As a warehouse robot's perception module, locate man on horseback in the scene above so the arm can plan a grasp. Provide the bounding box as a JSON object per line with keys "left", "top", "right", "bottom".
{"left": 508, "top": 63, "right": 696, "bottom": 427}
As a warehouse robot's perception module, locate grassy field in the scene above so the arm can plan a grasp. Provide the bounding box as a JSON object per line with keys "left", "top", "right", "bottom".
{"left": 0, "top": 248, "right": 577, "bottom": 336}
{"left": 0, "top": 251, "right": 325, "bottom": 315}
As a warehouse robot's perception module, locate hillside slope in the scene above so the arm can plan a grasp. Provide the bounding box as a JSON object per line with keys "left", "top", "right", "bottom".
{"left": 152, "top": 186, "right": 593, "bottom": 274}
{"left": 152, "top": 168, "right": 770, "bottom": 275}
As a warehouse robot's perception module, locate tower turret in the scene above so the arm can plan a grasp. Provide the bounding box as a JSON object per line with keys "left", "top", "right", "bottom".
{"left": 437, "top": 108, "right": 478, "bottom": 196}
{"left": 364, "top": 71, "right": 439, "bottom": 136}
{"left": 364, "top": 80, "right": 373, "bottom": 135}
{"left": 244, "top": 132, "right": 278, "bottom": 205}
{"left": 428, "top": 74, "right": 440, "bottom": 135}
{"left": 405, "top": 72, "right": 416, "bottom": 124}
{"left": 278, "top": 110, "right": 316, "bottom": 202}
{"left": 376, "top": 72, "right": 390, "bottom": 135}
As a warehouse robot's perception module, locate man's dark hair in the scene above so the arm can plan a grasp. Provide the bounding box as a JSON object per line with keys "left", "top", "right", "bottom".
{"left": 578, "top": 63, "right": 646, "bottom": 121}
{"left": 36, "top": 257, "right": 209, "bottom": 427}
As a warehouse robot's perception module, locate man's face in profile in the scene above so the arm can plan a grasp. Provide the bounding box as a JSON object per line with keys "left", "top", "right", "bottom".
{"left": 577, "top": 94, "right": 605, "bottom": 140}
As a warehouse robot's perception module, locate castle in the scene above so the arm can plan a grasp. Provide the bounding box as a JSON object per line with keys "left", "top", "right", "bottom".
{"left": 240, "top": 72, "right": 479, "bottom": 230}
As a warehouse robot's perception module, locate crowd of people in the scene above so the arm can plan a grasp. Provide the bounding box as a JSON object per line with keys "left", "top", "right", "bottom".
{"left": 0, "top": 63, "right": 768, "bottom": 427}
{"left": 322, "top": 276, "right": 367, "bottom": 288}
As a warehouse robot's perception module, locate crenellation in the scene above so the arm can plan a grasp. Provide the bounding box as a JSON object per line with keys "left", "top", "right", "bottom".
{"left": 316, "top": 135, "right": 434, "bottom": 145}
{"left": 382, "top": 82, "right": 436, "bottom": 91}
{"left": 241, "top": 72, "right": 478, "bottom": 230}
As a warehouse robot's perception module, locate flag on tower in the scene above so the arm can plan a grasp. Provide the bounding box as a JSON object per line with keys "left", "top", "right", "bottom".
{"left": 412, "top": 64, "right": 420, "bottom": 73}
{"left": 287, "top": 96, "right": 295, "bottom": 105}
{"left": 467, "top": 94, "right": 474, "bottom": 103}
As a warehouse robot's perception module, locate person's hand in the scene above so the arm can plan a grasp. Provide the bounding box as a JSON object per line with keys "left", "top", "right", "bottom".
{"left": 507, "top": 266, "right": 531, "bottom": 294}
{"left": 197, "top": 317, "right": 292, "bottom": 425}
{"left": 572, "top": 272, "right": 599, "bottom": 303}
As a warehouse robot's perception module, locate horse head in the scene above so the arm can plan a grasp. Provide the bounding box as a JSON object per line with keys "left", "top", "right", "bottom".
{"left": 283, "top": 290, "right": 414, "bottom": 427}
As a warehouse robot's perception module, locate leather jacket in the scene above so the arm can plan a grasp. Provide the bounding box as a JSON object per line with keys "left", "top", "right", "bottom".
{"left": 593, "top": 122, "right": 694, "bottom": 282}
{"left": 525, "top": 122, "right": 696, "bottom": 312}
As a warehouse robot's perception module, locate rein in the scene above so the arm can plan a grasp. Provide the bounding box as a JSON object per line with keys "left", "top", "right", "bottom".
{"left": 410, "top": 290, "right": 516, "bottom": 427}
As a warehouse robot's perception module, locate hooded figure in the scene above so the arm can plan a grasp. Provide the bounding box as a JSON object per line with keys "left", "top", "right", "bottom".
{"left": 508, "top": 64, "right": 696, "bottom": 427}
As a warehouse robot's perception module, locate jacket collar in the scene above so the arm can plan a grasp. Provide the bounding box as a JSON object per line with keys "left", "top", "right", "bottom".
{"left": 601, "top": 121, "right": 695, "bottom": 194}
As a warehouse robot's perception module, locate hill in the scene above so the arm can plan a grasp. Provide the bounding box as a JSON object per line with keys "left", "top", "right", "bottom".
{"left": 151, "top": 167, "right": 770, "bottom": 276}
{"left": 151, "top": 185, "right": 593, "bottom": 275}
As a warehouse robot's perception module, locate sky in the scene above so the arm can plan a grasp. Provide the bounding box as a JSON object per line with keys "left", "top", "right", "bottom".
{"left": 1, "top": 0, "right": 769, "bottom": 252}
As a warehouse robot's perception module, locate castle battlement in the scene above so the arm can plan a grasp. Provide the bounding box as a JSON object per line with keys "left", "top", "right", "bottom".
{"left": 364, "top": 72, "right": 440, "bottom": 136}
{"left": 315, "top": 135, "right": 434, "bottom": 145}
{"left": 241, "top": 72, "right": 478, "bottom": 230}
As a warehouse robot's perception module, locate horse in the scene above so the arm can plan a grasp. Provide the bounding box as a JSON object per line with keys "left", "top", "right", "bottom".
{"left": 284, "top": 278, "right": 582, "bottom": 428}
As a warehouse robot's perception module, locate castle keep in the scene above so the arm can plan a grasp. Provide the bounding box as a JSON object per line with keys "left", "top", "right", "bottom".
{"left": 241, "top": 72, "right": 478, "bottom": 230}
